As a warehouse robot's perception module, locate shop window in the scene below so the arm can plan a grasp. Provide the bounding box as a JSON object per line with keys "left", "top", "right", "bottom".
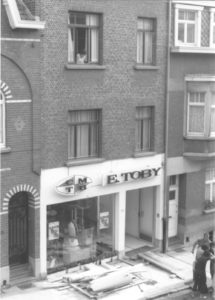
{"left": 205, "top": 168, "right": 215, "bottom": 209}
{"left": 210, "top": 9, "right": 215, "bottom": 47}
{"left": 186, "top": 79, "right": 215, "bottom": 138}
{"left": 137, "top": 18, "right": 156, "bottom": 65}
{"left": 68, "top": 12, "right": 100, "bottom": 64}
{"left": 135, "top": 106, "right": 154, "bottom": 152}
{"left": 0, "top": 92, "right": 6, "bottom": 148}
{"left": 174, "top": 4, "right": 203, "bottom": 47}
{"left": 47, "top": 195, "right": 115, "bottom": 273}
{"left": 68, "top": 109, "right": 101, "bottom": 160}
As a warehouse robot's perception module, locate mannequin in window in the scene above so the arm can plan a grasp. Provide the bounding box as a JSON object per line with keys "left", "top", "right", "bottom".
{"left": 63, "top": 221, "right": 80, "bottom": 264}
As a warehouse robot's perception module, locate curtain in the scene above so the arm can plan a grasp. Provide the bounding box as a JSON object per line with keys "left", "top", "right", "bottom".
{"left": 68, "top": 29, "right": 74, "bottom": 63}
{"left": 188, "top": 106, "right": 204, "bottom": 133}
{"left": 187, "top": 24, "right": 195, "bottom": 43}
{"left": 136, "top": 107, "right": 151, "bottom": 151}
{"left": 144, "top": 32, "right": 153, "bottom": 64}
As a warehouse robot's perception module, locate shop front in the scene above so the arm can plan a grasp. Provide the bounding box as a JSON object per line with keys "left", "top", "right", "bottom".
{"left": 40, "top": 155, "right": 164, "bottom": 276}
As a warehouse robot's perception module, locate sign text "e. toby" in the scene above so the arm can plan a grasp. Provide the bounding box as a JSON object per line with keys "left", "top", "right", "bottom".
{"left": 106, "top": 167, "right": 161, "bottom": 185}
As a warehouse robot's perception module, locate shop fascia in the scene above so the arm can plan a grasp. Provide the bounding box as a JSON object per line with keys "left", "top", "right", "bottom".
{"left": 103, "top": 167, "right": 161, "bottom": 186}
{"left": 56, "top": 166, "right": 162, "bottom": 196}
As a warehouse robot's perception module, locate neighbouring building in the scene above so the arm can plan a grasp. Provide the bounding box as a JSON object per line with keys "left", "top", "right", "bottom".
{"left": 0, "top": 0, "right": 45, "bottom": 284}
{"left": 167, "top": 0, "right": 215, "bottom": 247}
{"left": 39, "top": 0, "right": 168, "bottom": 277}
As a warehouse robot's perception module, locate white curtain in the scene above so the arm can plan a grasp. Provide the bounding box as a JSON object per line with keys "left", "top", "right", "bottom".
{"left": 136, "top": 107, "right": 151, "bottom": 151}
{"left": 68, "top": 28, "right": 74, "bottom": 63}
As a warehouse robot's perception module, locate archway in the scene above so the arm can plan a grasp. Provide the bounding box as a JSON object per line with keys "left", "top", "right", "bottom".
{"left": 9, "top": 192, "right": 29, "bottom": 265}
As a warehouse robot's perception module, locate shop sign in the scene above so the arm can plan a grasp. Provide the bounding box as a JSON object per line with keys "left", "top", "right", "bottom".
{"left": 99, "top": 212, "right": 109, "bottom": 229}
{"left": 56, "top": 175, "right": 92, "bottom": 196}
{"left": 48, "top": 221, "right": 59, "bottom": 240}
{"left": 103, "top": 167, "right": 161, "bottom": 186}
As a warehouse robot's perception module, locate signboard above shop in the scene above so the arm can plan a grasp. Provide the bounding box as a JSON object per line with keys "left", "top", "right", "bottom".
{"left": 102, "top": 167, "right": 161, "bottom": 186}
{"left": 56, "top": 175, "right": 92, "bottom": 196}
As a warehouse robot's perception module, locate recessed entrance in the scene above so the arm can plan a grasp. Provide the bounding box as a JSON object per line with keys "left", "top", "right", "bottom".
{"left": 9, "top": 192, "right": 29, "bottom": 265}
{"left": 125, "top": 187, "right": 155, "bottom": 251}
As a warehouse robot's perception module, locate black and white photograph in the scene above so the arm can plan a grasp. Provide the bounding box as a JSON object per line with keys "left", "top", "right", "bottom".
{"left": 0, "top": 0, "right": 215, "bottom": 299}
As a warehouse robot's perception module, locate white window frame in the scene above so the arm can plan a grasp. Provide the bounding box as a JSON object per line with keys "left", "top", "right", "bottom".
{"left": 185, "top": 75, "right": 215, "bottom": 138}
{"left": 210, "top": 8, "right": 215, "bottom": 47}
{"left": 0, "top": 91, "right": 6, "bottom": 148}
{"left": 174, "top": 4, "right": 203, "bottom": 47}
{"left": 205, "top": 168, "right": 215, "bottom": 202}
{"left": 135, "top": 106, "right": 153, "bottom": 152}
{"left": 3, "top": 0, "right": 45, "bottom": 29}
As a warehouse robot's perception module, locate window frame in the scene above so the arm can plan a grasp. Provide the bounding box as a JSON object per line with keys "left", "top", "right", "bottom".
{"left": 174, "top": 4, "right": 203, "bottom": 47}
{"left": 205, "top": 168, "right": 215, "bottom": 203}
{"left": 135, "top": 106, "right": 154, "bottom": 153}
{"left": 136, "top": 17, "right": 156, "bottom": 65}
{"left": 210, "top": 8, "right": 215, "bottom": 47}
{"left": 68, "top": 11, "right": 101, "bottom": 65}
{"left": 0, "top": 91, "right": 6, "bottom": 148}
{"left": 185, "top": 76, "right": 215, "bottom": 138}
{"left": 68, "top": 109, "right": 101, "bottom": 160}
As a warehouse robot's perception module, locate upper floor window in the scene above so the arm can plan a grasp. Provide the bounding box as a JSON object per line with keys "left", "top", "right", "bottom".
{"left": 68, "top": 110, "right": 101, "bottom": 159}
{"left": 174, "top": 4, "right": 203, "bottom": 47}
{"left": 68, "top": 12, "right": 100, "bottom": 64}
{"left": 135, "top": 106, "right": 154, "bottom": 152}
{"left": 137, "top": 18, "right": 156, "bottom": 65}
{"left": 0, "top": 92, "right": 6, "bottom": 148}
{"left": 205, "top": 168, "right": 215, "bottom": 203}
{"left": 186, "top": 79, "right": 215, "bottom": 138}
{"left": 210, "top": 9, "right": 215, "bottom": 47}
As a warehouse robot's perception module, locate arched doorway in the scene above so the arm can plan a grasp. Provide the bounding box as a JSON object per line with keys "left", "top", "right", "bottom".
{"left": 9, "top": 192, "right": 29, "bottom": 265}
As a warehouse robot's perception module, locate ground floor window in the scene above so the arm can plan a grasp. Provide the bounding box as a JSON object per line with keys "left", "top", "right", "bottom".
{"left": 47, "top": 195, "right": 115, "bottom": 273}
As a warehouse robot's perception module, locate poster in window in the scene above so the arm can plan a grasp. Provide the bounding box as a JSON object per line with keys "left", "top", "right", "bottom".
{"left": 48, "top": 221, "right": 60, "bottom": 240}
{"left": 99, "top": 212, "right": 109, "bottom": 229}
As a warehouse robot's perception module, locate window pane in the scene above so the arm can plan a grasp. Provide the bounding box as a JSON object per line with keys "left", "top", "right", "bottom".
{"left": 169, "top": 190, "right": 176, "bottom": 201}
{"left": 136, "top": 107, "right": 152, "bottom": 151}
{"left": 189, "top": 106, "right": 204, "bottom": 133}
{"left": 205, "top": 184, "right": 210, "bottom": 201}
{"left": 187, "top": 11, "right": 195, "bottom": 20}
{"left": 68, "top": 29, "right": 74, "bottom": 63}
{"left": 210, "top": 108, "right": 215, "bottom": 134}
{"left": 178, "top": 23, "right": 185, "bottom": 42}
{"left": 90, "top": 123, "right": 98, "bottom": 156}
{"left": 76, "top": 124, "right": 89, "bottom": 158}
{"left": 187, "top": 24, "right": 195, "bottom": 43}
{"left": 142, "top": 119, "right": 151, "bottom": 150}
{"left": 68, "top": 126, "right": 75, "bottom": 158}
{"left": 90, "top": 29, "right": 99, "bottom": 62}
{"left": 137, "top": 32, "right": 143, "bottom": 63}
{"left": 179, "top": 10, "right": 185, "bottom": 20}
{"left": 144, "top": 32, "right": 153, "bottom": 64}
{"left": 170, "top": 176, "right": 176, "bottom": 186}
{"left": 213, "top": 183, "right": 215, "bottom": 201}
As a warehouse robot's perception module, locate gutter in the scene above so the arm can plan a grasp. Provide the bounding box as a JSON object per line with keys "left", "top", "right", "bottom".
{"left": 162, "top": 0, "right": 171, "bottom": 253}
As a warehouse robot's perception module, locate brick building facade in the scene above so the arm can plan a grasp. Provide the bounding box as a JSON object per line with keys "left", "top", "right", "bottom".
{"left": 0, "top": 0, "right": 45, "bottom": 283}
{"left": 167, "top": 0, "right": 215, "bottom": 246}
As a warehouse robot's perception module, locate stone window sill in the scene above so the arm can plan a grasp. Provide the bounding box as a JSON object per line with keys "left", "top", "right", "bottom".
{"left": 133, "top": 151, "right": 157, "bottom": 158}
{"left": 134, "top": 65, "right": 160, "bottom": 71}
{"left": 203, "top": 208, "right": 215, "bottom": 214}
{"left": 0, "top": 147, "right": 11, "bottom": 153}
{"left": 184, "top": 136, "right": 215, "bottom": 141}
{"left": 65, "top": 64, "right": 106, "bottom": 70}
{"left": 65, "top": 157, "right": 105, "bottom": 167}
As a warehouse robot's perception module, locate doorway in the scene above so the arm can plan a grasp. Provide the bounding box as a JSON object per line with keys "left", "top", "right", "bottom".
{"left": 168, "top": 176, "right": 179, "bottom": 238}
{"left": 9, "top": 192, "right": 29, "bottom": 265}
{"left": 126, "top": 187, "right": 155, "bottom": 246}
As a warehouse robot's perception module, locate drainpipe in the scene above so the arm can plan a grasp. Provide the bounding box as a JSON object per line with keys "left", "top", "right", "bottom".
{"left": 162, "top": 0, "right": 171, "bottom": 253}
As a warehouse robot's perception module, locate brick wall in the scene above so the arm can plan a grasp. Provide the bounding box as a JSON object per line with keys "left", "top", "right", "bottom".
{"left": 40, "top": 0, "right": 168, "bottom": 169}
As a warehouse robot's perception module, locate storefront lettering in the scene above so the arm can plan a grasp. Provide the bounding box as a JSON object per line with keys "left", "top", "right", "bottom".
{"left": 56, "top": 175, "right": 92, "bottom": 195}
{"left": 106, "top": 167, "right": 161, "bottom": 185}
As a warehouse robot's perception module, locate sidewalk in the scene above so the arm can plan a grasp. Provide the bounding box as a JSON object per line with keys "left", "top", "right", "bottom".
{"left": 1, "top": 246, "right": 213, "bottom": 300}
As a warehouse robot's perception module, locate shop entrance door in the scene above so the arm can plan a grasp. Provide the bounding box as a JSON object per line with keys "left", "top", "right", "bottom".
{"left": 168, "top": 176, "right": 179, "bottom": 238}
{"left": 9, "top": 192, "right": 28, "bottom": 265}
{"left": 139, "top": 187, "right": 154, "bottom": 242}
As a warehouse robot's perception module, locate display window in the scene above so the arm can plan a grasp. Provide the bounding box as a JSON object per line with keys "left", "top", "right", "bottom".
{"left": 47, "top": 195, "right": 115, "bottom": 273}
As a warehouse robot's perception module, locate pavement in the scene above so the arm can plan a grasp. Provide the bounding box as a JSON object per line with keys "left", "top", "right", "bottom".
{"left": 1, "top": 245, "right": 214, "bottom": 300}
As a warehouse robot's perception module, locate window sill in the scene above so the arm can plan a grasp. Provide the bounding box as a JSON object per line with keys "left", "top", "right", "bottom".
{"left": 133, "top": 65, "right": 160, "bottom": 70}
{"left": 65, "top": 64, "right": 106, "bottom": 70}
{"left": 133, "top": 151, "right": 156, "bottom": 158}
{"left": 0, "top": 147, "right": 11, "bottom": 153}
{"left": 184, "top": 136, "right": 215, "bottom": 141}
{"left": 65, "top": 157, "right": 105, "bottom": 167}
{"left": 203, "top": 208, "right": 215, "bottom": 214}
{"left": 171, "top": 46, "right": 215, "bottom": 54}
